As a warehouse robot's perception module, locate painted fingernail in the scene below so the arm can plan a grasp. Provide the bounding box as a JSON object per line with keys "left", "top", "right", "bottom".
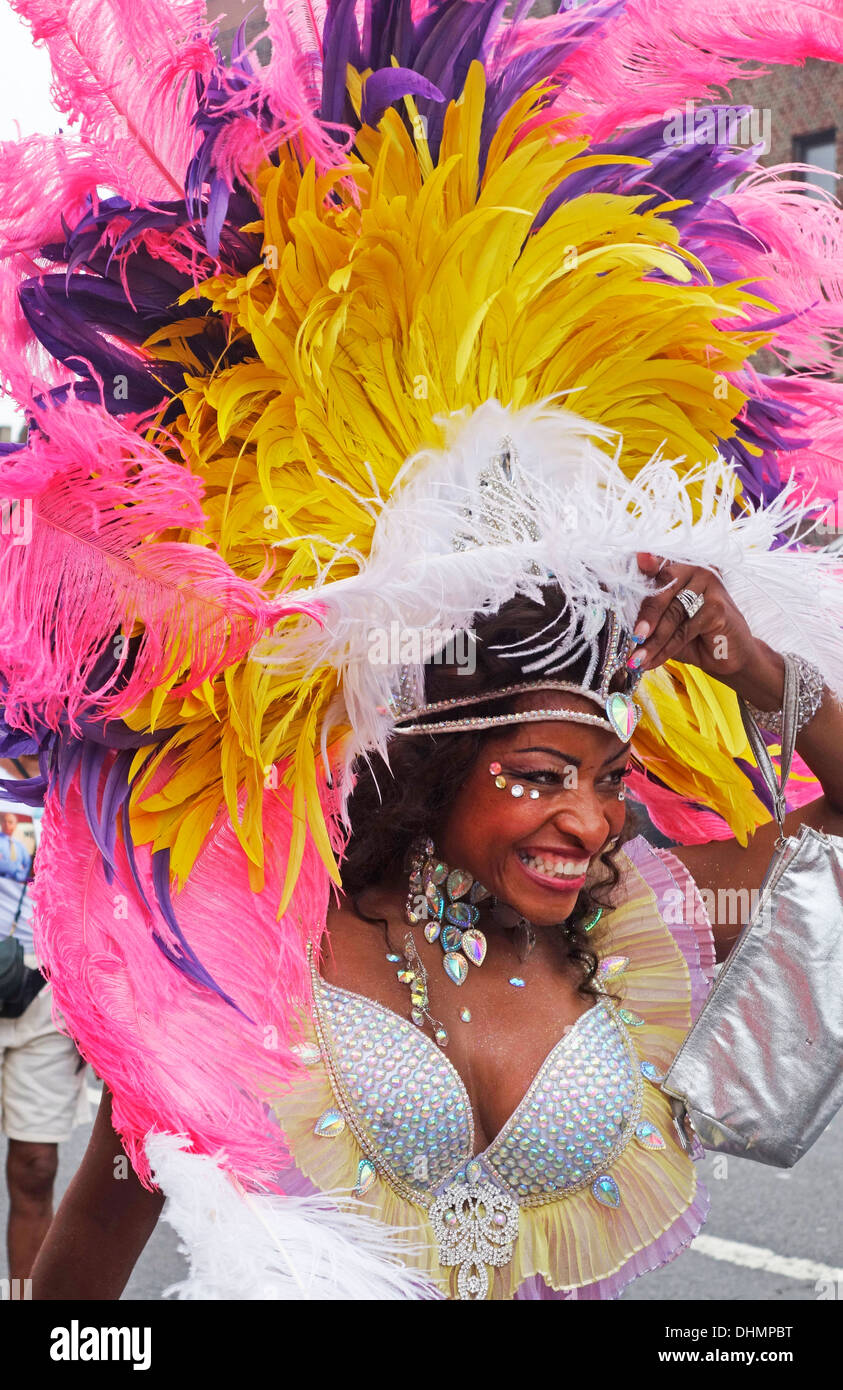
{"left": 633, "top": 621, "right": 651, "bottom": 641}
{"left": 627, "top": 655, "right": 642, "bottom": 670}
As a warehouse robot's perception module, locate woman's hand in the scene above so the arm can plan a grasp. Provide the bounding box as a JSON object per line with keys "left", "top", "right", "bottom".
{"left": 629, "top": 552, "right": 761, "bottom": 681}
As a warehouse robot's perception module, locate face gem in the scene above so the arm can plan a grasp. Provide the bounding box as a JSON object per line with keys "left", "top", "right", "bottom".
{"left": 353, "top": 1159, "right": 377, "bottom": 1198}
{"left": 314, "top": 1108, "right": 346, "bottom": 1138}
{"left": 441, "top": 925, "right": 464, "bottom": 952}
{"left": 488, "top": 762, "right": 502, "bottom": 776}
{"left": 494, "top": 775, "right": 507, "bottom": 789}
{"left": 635, "top": 1121, "right": 666, "bottom": 1150}
{"left": 605, "top": 691, "right": 640, "bottom": 742}
{"left": 461, "top": 928, "right": 487, "bottom": 966}
{"left": 424, "top": 921, "right": 441, "bottom": 944}
{"left": 447, "top": 868, "right": 473, "bottom": 900}
{"left": 443, "top": 952, "right": 469, "bottom": 985}
{"left": 591, "top": 1174, "right": 621, "bottom": 1208}
{"left": 510, "top": 783, "right": 525, "bottom": 798}
{"left": 508, "top": 976, "right": 526, "bottom": 988}
{"left": 598, "top": 955, "right": 630, "bottom": 980}
{"left": 529, "top": 789, "right": 540, "bottom": 799}
{"left": 385, "top": 952, "right": 401, "bottom": 962}
{"left": 640, "top": 1061, "right": 665, "bottom": 1084}
{"left": 460, "top": 1008, "right": 472, "bottom": 1022}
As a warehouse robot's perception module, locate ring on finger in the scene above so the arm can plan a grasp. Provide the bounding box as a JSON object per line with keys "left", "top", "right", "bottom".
{"left": 675, "top": 588, "right": 704, "bottom": 621}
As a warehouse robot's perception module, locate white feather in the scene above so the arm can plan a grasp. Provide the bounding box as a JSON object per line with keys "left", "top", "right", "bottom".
{"left": 146, "top": 1133, "right": 442, "bottom": 1301}
{"left": 251, "top": 398, "right": 843, "bottom": 772}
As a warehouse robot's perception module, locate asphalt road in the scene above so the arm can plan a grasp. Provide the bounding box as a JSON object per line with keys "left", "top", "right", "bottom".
{"left": 1, "top": 1074, "right": 840, "bottom": 1301}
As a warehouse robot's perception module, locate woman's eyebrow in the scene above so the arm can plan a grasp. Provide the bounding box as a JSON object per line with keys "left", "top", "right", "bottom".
{"left": 508, "top": 746, "right": 628, "bottom": 767}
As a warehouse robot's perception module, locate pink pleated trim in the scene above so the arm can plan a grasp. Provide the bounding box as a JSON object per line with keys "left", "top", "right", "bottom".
{"left": 622, "top": 836, "right": 718, "bottom": 1022}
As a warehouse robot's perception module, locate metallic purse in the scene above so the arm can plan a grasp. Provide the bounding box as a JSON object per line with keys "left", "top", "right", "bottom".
{"left": 662, "top": 655, "right": 843, "bottom": 1167}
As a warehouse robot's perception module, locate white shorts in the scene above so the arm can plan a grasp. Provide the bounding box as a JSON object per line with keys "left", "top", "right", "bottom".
{"left": 0, "top": 961, "right": 91, "bottom": 1143}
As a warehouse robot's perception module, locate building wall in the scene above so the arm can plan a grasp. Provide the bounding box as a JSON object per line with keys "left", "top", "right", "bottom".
{"left": 726, "top": 58, "right": 842, "bottom": 184}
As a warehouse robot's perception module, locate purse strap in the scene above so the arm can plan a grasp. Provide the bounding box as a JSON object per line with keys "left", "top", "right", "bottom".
{"left": 738, "top": 654, "right": 798, "bottom": 841}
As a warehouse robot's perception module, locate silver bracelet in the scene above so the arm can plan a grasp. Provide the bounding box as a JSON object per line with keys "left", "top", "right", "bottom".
{"left": 743, "top": 652, "right": 825, "bottom": 737}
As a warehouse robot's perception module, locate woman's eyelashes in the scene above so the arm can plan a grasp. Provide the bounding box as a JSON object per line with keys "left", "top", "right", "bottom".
{"left": 499, "top": 763, "right": 631, "bottom": 789}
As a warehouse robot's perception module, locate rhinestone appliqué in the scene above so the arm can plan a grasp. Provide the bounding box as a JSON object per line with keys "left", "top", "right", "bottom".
{"left": 317, "top": 985, "right": 472, "bottom": 1190}
{"left": 429, "top": 1169, "right": 519, "bottom": 1301}
{"left": 487, "top": 1003, "right": 639, "bottom": 1203}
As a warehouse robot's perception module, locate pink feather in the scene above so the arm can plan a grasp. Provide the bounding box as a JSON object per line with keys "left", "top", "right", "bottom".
{"left": 720, "top": 169, "right": 843, "bottom": 374}
{"left": 0, "top": 396, "right": 316, "bottom": 734}
{"left": 10, "top": 0, "right": 216, "bottom": 203}
{"left": 32, "top": 760, "right": 334, "bottom": 1188}
{"left": 553, "top": 0, "right": 843, "bottom": 141}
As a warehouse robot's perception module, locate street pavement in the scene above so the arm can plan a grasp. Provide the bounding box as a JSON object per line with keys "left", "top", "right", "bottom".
{"left": 1, "top": 1074, "right": 841, "bottom": 1300}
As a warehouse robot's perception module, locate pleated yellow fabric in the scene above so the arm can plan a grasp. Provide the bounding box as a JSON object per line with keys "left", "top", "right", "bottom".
{"left": 273, "top": 846, "right": 708, "bottom": 1299}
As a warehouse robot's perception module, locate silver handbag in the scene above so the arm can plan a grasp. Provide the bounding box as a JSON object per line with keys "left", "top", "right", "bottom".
{"left": 662, "top": 655, "right": 843, "bottom": 1167}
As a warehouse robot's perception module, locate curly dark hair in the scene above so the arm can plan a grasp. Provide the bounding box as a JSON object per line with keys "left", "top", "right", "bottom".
{"left": 341, "top": 588, "right": 631, "bottom": 1000}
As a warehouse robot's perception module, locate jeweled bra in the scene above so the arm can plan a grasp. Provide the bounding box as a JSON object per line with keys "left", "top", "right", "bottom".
{"left": 307, "top": 948, "right": 668, "bottom": 1299}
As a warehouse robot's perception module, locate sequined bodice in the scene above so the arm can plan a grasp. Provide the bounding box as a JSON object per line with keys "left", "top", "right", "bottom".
{"left": 312, "top": 971, "right": 642, "bottom": 1209}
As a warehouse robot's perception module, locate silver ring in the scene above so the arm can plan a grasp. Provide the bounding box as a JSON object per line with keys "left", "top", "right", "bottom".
{"left": 675, "top": 588, "right": 704, "bottom": 621}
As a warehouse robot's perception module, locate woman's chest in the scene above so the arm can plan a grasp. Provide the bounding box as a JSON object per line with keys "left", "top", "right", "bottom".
{"left": 311, "top": 963, "right": 642, "bottom": 1204}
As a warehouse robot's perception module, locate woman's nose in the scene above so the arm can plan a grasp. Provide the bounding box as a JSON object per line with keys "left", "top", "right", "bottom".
{"left": 549, "top": 788, "right": 610, "bottom": 852}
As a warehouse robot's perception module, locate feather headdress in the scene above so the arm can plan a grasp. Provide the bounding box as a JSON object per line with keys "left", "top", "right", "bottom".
{"left": 1, "top": 0, "right": 843, "bottom": 1198}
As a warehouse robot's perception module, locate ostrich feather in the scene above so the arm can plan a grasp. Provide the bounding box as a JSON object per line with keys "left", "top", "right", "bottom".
{"left": 0, "top": 397, "right": 313, "bottom": 734}
{"left": 10, "top": 0, "right": 215, "bottom": 204}
{"left": 253, "top": 398, "right": 843, "bottom": 781}
{"left": 149, "top": 1133, "right": 440, "bottom": 1300}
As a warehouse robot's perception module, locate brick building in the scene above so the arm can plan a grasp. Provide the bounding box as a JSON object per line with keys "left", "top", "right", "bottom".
{"left": 728, "top": 59, "right": 841, "bottom": 196}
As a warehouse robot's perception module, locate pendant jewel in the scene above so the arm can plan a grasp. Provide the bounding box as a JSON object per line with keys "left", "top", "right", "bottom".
{"left": 446, "top": 868, "right": 473, "bottom": 899}
{"left": 461, "top": 928, "right": 487, "bottom": 966}
{"left": 591, "top": 1173, "right": 621, "bottom": 1208}
{"left": 429, "top": 1171, "right": 520, "bottom": 1301}
{"left": 446, "top": 901, "right": 477, "bottom": 927}
{"left": 443, "top": 952, "right": 469, "bottom": 985}
{"left": 423, "top": 921, "right": 441, "bottom": 944}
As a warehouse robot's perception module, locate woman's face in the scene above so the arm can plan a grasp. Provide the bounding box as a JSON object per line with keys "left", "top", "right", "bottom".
{"left": 436, "top": 694, "right": 629, "bottom": 927}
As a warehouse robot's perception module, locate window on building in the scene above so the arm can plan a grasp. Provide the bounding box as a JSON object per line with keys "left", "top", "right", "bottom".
{"left": 793, "top": 130, "right": 838, "bottom": 197}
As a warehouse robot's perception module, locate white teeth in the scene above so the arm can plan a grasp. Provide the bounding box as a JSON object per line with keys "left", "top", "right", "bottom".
{"left": 519, "top": 851, "right": 586, "bottom": 879}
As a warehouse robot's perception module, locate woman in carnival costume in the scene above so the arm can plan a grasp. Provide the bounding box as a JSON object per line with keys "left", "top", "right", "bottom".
{"left": 1, "top": 0, "right": 843, "bottom": 1299}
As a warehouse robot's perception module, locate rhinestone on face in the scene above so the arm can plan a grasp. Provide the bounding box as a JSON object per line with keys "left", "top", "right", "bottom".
{"left": 488, "top": 762, "right": 502, "bottom": 775}
{"left": 509, "top": 977, "right": 526, "bottom": 988}
{"left": 494, "top": 775, "right": 507, "bottom": 789}
{"left": 510, "top": 784, "right": 525, "bottom": 798}
{"left": 460, "top": 1008, "right": 472, "bottom": 1022}
{"left": 529, "top": 789, "right": 540, "bottom": 799}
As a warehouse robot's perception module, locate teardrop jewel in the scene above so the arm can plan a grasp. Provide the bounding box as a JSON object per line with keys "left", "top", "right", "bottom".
{"left": 443, "top": 952, "right": 469, "bottom": 985}
{"left": 460, "top": 928, "right": 487, "bottom": 966}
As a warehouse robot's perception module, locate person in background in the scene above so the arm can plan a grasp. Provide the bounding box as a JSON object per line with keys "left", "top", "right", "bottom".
{"left": 0, "top": 754, "right": 89, "bottom": 1283}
